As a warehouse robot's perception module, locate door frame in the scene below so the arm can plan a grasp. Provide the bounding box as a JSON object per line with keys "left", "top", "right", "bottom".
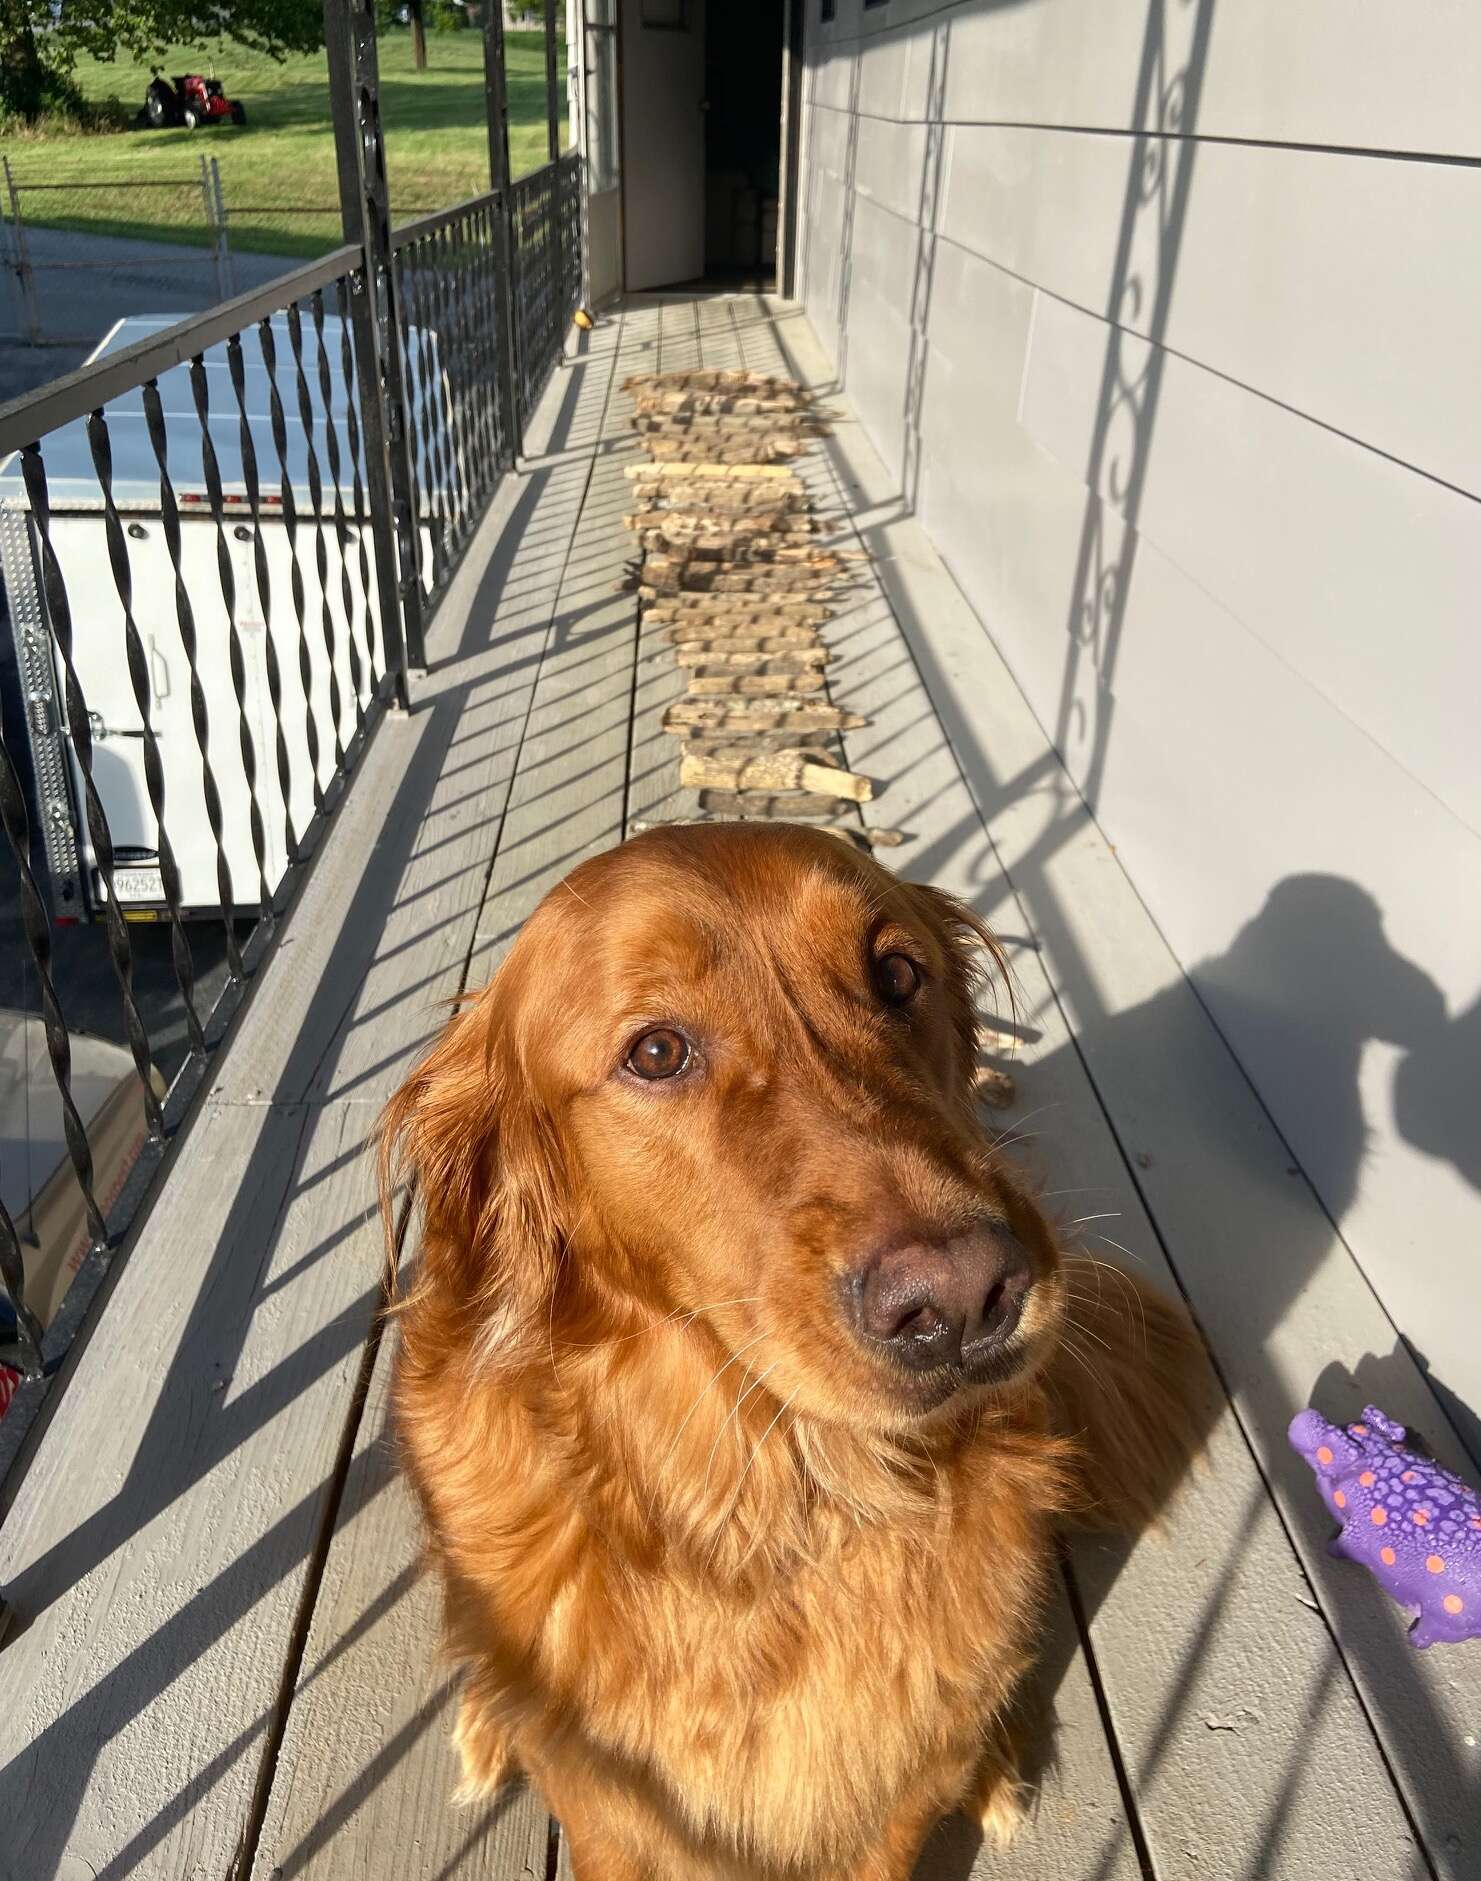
{"left": 613, "top": 0, "right": 803, "bottom": 294}
{"left": 776, "top": 0, "right": 804, "bottom": 297}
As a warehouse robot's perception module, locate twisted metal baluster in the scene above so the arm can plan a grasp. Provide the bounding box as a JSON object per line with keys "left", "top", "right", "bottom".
{"left": 433, "top": 220, "right": 469, "bottom": 549}
{"left": 0, "top": 723, "right": 109, "bottom": 1248}
{"left": 391, "top": 250, "right": 431, "bottom": 599}
{"left": 0, "top": 1181, "right": 44, "bottom": 1374}
{"left": 511, "top": 187, "right": 531, "bottom": 421}
{"left": 310, "top": 288, "right": 366, "bottom": 720}
{"left": 189, "top": 353, "right": 273, "bottom": 916}
{"left": 142, "top": 379, "right": 244, "bottom": 978}
{"left": 484, "top": 202, "right": 513, "bottom": 469}
{"left": 86, "top": 409, "right": 205, "bottom": 1059}
{"left": 426, "top": 223, "right": 459, "bottom": 552}
{"left": 412, "top": 239, "right": 454, "bottom": 579}
{"left": 259, "top": 317, "right": 324, "bottom": 815}
{"left": 19, "top": 445, "right": 164, "bottom": 1137}
{"left": 226, "top": 331, "right": 297, "bottom": 871}
{"left": 335, "top": 275, "right": 380, "bottom": 690}
{"left": 467, "top": 205, "right": 501, "bottom": 494}
{"left": 286, "top": 301, "right": 346, "bottom": 770}
{"left": 402, "top": 246, "right": 449, "bottom": 587}
{"left": 454, "top": 211, "right": 490, "bottom": 520}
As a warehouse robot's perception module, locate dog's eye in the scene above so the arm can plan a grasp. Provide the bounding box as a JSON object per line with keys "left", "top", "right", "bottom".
{"left": 626, "top": 1027, "right": 691, "bottom": 1080}
{"left": 875, "top": 953, "right": 921, "bottom": 1006}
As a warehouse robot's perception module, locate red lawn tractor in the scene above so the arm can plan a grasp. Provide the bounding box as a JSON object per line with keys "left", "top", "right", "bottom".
{"left": 141, "top": 69, "right": 246, "bottom": 130}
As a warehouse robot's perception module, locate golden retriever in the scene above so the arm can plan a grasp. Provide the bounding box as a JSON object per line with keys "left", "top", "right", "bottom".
{"left": 381, "top": 822, "right": 1202, "bottom": 1880}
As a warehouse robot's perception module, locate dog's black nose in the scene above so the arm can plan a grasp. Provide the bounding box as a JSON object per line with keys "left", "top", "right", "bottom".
{"left": 851, "top": 1227, "right": 1032, "bottom": 1373}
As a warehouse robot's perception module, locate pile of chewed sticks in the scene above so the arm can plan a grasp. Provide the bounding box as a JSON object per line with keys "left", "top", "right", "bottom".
{"left": 620, "top": 369, "right": 900, "bottom": 848}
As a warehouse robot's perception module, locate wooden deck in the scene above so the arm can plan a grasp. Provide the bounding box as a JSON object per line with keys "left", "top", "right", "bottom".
{"left": 0, "top": 291, "right": 1474, "bottom": 1881}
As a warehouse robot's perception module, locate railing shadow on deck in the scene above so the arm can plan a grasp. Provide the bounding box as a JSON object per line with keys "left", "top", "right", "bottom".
{"left": 0, "top": 332, "right": 607, "bottom": 1875}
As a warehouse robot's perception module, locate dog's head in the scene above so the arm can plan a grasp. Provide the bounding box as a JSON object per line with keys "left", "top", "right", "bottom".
{"left": 383, "top": 823, "right": 1065, "bottom": 1434}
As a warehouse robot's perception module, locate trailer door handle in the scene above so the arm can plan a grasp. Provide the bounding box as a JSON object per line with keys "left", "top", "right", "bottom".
{"left": 148, "top": 636, "right": 171, "bottom": 706}
{"left": 86, "top": 711, "right": 146, "bottom": 743}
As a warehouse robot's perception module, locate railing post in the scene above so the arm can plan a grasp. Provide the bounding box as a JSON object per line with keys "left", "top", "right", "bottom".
{"left": 211, "top": 157, "right": 235, "bottom": 298}
{"left": 483, "top": 0, "right": 524, "bottom": 465}
{"left": 544, "top": 0, "right": 566, "bottom": 340}
{"left": 324, "top": 0, "right": 425, "bottom": 690}
{"left": 198, "top": 154, "right": 222, "bottom": 301}
{"left": 544, "top": 0, "right": 561, "bottom": 165}
{"left": 3, "top": 158, "right": 41, "bottom": 345}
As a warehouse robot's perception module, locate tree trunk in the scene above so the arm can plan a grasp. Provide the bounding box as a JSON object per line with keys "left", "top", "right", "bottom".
{"left": 409, "top": 0, "right": 427, "bottom": 70}
{"left": 0, "top": 12, "right": 49, "bottom": 121}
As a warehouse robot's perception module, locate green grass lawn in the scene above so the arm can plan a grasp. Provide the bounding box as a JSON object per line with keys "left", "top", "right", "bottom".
{"left": 0, "top": 29, "right": 568, "bottom": 259}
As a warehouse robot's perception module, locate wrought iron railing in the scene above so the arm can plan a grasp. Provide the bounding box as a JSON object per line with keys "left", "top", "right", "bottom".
{"left": 0, "top": 252, "right": 404, "bottom": 1453}
{"left": 511, "top": 150, "right": 584, "bottom": 432}
{"left": 0, "top": 9, "right": 585, "bottom": 1471}
{"left": 393, "top": 192, "right": 515, "bottom": 606}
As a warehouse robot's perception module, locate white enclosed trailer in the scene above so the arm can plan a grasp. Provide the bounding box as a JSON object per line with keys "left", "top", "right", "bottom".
{"left": 0, "top": 312, "right": 434, "bottom": 922}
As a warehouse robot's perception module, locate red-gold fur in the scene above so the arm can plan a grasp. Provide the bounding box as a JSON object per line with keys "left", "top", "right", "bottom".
{"left": 381, "top": 824, "right": 1203, "bottom": 1879}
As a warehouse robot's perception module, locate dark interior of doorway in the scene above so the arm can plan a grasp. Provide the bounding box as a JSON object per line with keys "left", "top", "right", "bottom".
{"left": 703, "top": 0, "right": 784, "bottom": 282}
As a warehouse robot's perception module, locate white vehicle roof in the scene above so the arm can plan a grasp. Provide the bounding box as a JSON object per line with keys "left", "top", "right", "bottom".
{"left": 0, "top": 312, "right": 439, "bottom": 512}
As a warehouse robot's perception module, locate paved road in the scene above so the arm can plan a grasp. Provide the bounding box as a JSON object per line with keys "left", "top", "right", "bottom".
{"left": 0, "top": 224, "right": 300, "bottom": 402}
{"left": 0, "top": 229, "right": 299, "bottom": 1085}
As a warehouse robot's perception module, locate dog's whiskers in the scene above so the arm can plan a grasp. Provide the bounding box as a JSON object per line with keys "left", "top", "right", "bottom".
{"left": 703, "top": 1361, "right": 781, "bottom": 1492}
{"left": 706, "top": 1390, "right": 801, "bottom": 1570}
{"left": 1086, "top": 1232, "right": 1150, "bottom": 1273}
{"left": 657, "top": 1333, "right": 770, "bottom": 1477}
{"left": 560, "top": 1296, "right": 763, "bottom": 1354}
{"left": 1079, "top": 1244, "right": 1153, "bottom": 1348}
{"left": 985, "top": 1101, "right": 1061, "bottom": 1153}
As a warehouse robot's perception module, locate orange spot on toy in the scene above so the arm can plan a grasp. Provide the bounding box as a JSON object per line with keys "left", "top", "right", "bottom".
{"left": 1412, "top": 1509, "right": 1431, "bottom": 1527}
{"left": 1370, "top": 1506, "right": 1388, "bottom": 1526}
{"left": 1359, "top": 1471, "right": 1375, "bottom": 1487}
{"left": 1333, "top": 1490, "right": 1346, "bottom": 1509}
{"left": 1316, "top": 1446, "right": 1333, "bottom": 1465}
{"left": 1443, "top": 1595, "right": 1464, "bottom": 1615}
{"left": 1350, "top": 1424, "right": 1368, "bottom": 1437}
{"left": 1426, "top": 1555, "right": 1445, "bottom": 1575}
{"left": 1402, "top": 1470, "right": 1417, "bottom": 1484}
{"left": 1380, "top": 1546, "right": 1396, "bottom": 1567}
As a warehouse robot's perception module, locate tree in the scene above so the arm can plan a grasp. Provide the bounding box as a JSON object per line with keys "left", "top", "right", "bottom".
{"left": 0, "top": 1, "right": 324, "bottom": 124}
{"left": 407, "top": 0, "right": 426, "bottom": 71}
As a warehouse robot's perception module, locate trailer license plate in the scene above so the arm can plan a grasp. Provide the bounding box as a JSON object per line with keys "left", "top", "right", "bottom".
{"left": 113, "top": 867, "right": 164, "bottom": 903}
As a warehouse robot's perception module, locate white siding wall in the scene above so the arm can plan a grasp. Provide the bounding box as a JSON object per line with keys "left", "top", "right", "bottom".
{"left": 798, "top": 0, "right": 1481, "bottom": 1442}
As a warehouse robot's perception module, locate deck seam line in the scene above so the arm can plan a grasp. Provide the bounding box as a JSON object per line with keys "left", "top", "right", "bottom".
{"left": 232, "top": 324, "right": 625, "bottom": 1881}
{"left": 232, "top": 1253, "right": 390, "bottom": 1881}
{"left": 761, "top": 312, "right": 1234, "bottom": 1870}
{"left": 461, "top": 314, "right": 627, "bottom": 995}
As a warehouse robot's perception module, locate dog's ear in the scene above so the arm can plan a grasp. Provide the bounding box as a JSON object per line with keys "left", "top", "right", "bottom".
{"left": 903, "top": 882, "right": 1015, "bottom": 1085}
{"left": 379, "top": 978, "right": 566, "bottom": 1365}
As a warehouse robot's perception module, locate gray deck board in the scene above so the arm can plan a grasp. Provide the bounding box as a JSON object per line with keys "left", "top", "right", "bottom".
{"left": 243, "top": 323, "right": 631, "bottom": 1881}
{"left": 771, "top": 306, "right": 1453, "bottom": 1875}
{"left": 465, "top": 302, "right": 641, "bottom": 986}
{"left": 624, "top": 296, "right": 709, "bottom": 836}
{"left": 615, "top": 295, "right": 1139, "bottom": 1881}
{"left": 0, "top": 330, "right": 613, "bottom": 1880}
{"left": 246, "top": 1329, "right": 550, "bottom": 1881}
{"left": 1, "top": 292, "right": 1456, "bottom": 1881}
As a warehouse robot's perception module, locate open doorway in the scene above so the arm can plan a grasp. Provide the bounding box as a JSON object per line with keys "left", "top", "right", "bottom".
{"left": 615, "top": 0, "right": 790, "bottom": 292}
{"left": 703, "top": 0, "right": 784, "bottom": 283}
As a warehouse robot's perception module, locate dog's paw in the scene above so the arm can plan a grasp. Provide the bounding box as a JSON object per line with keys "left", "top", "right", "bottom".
{"left": 975, "top": 1772, "right": 1029, "bottom": 1847}
{"left": 452, "top": 1691, "right": 514, "bottom": 1803}
{"left": 968, "top": 1734, "right": 1031, "bottom": 1848}
{"left": 974, "top": 1066, "right": 1017, "bottom": 1110}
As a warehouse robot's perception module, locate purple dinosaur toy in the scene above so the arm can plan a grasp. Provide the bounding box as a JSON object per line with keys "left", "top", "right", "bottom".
{"left": 1289, "top": 1404, "right": 1481, "bottom": 1647}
